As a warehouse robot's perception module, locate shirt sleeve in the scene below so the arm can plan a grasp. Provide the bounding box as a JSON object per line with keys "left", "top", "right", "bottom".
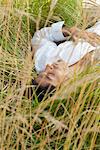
{"left": 86, "top": 20, "right": 100, "bottom": 36}
{"left": 31, "top": 21, "right": 66, "bottom": 51}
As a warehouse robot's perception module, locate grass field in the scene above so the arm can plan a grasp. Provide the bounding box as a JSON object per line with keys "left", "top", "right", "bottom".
{"left": 0, "top": 0, "right": 100, "bottom": 149}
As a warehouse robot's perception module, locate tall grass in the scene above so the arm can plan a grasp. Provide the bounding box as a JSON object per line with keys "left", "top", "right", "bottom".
{"left": 0, "top": 0, "right": 100, "bottom": 149}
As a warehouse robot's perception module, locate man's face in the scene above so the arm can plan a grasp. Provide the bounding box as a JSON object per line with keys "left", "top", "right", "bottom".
{"left": 35, "top": 60, "right": 67, "bottom": 87}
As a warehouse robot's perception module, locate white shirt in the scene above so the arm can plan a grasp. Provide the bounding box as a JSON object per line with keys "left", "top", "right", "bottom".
{"left": 31, "top": 21, "right": 100, "bottom": 73}
{"left": 83, "top": 0, "right": 100, "bottom": 6}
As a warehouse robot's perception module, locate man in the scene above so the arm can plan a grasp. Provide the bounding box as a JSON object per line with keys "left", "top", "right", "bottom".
{"left": 29, "top": 21, "right": 100, "bottom": 101}
{"left": 31, "top": 21, "right": 100, "bottom": 99}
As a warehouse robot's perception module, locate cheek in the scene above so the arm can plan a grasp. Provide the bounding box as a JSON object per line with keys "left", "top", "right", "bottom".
{"left": 55, "top": 70, "right": 65, "bottom": 81}
{"left": 58, "top": 68, "right": 67, "bottom": 79}
{"left": 56, "top": 67, "right": 66, "bottom": 75}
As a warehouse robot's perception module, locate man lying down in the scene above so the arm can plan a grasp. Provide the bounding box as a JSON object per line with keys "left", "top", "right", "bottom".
{"left": 30, "top": 21, "right": 100, "bottom": 100}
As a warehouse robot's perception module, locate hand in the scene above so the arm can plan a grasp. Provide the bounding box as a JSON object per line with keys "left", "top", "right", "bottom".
{"left": 62, "top": 26, "right": 80, "bottom": 41}
{"left": 79, "top": 31, "right": 100, "bottom": 47}
{"left": 62, "top": 26, "right": 100, "bottom": 46}
{"left": 69, "top": 26, "right": 80, "bottom": 41}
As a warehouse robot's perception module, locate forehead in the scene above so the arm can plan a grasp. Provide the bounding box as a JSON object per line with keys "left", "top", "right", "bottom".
{"left": 53, "top": 61, "right": 67, "bottom": 70}
{"left": 46, "top": 60, "right": 67, "bottom": 69}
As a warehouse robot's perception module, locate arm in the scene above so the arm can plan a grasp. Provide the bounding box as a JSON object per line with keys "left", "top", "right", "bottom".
{"left": 69, "top": 27, "right": 100, "bottom": 46}
{"left": 62, "top": 22, "right": 100, "bottom": 46}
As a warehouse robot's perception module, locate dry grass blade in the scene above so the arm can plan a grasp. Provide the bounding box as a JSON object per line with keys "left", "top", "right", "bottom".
{"left": 44, "top": 0, "right": 58, "bottom": 26}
